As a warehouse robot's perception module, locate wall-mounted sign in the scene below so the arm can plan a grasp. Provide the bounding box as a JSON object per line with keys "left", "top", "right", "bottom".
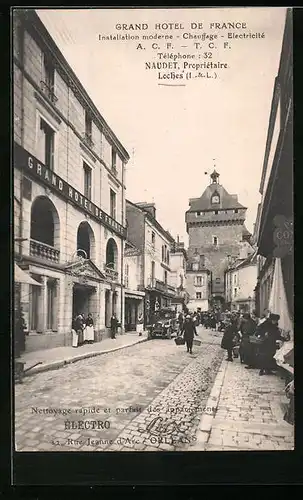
{"left": 14, "top": 142, "right": 127, "bottom": 239}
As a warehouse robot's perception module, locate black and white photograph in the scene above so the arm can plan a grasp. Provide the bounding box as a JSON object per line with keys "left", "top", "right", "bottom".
{"left": 13, "top": 7, "right": 294, "bottom": 454}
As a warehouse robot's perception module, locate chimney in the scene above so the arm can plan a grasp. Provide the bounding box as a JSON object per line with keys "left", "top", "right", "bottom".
{"left": 136, "top": 202, "right": 156, "bottom": 219}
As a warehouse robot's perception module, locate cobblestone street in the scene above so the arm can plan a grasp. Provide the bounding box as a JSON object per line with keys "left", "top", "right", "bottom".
{"left": 15, "top": 327, "right": 223, "bottom": 452}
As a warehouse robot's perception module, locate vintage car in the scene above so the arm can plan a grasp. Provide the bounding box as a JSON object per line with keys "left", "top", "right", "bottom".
{"left": 147, "top": 309, "right": 178, "bottom": 339}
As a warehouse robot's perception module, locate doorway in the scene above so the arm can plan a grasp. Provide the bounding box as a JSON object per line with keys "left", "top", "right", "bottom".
{"left": 72, "top": 284, "right": 95, "bottom": 319}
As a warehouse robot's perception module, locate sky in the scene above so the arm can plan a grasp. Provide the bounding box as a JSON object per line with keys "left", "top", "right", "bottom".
{"left": 37, "top": 7, "right": 287, "bottom": 244}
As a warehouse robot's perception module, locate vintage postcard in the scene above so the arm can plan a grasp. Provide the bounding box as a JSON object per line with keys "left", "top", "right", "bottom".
{"left": 13, "top": 7, "right": 293, "bottom": 455}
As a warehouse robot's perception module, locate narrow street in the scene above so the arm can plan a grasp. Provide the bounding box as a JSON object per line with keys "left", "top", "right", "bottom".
{"left": 15, "top": 327, "right": 224, "bottom": 452}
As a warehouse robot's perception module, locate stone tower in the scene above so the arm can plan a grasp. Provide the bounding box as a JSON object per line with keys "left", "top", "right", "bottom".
{"left": 185, "top": 170, "right": 251, "bottom": 305}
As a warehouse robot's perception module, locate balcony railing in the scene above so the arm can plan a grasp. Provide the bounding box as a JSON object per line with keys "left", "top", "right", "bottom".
{"left": 30, "top": 239, "right": 60, "bottom": 263}
{"left": 82, "top": 132, "right": 95, "bottom": 149}
{"left": 147, "top": 278, "right": 176, "bottom": 295}
{"left": 104, "top": 264, "right": 118, "bottom": 281}
{"left": 40, "top": 81, "right": 58, "bottom": 104}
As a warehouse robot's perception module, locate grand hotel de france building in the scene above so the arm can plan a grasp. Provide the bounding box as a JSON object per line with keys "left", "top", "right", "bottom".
{"left": 13, "top": 10, "right": 130, "bottom": 351}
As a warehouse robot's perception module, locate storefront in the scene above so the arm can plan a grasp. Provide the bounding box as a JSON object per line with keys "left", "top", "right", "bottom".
{"left": 124, "top": 290, "right": 145, "bottom": 332}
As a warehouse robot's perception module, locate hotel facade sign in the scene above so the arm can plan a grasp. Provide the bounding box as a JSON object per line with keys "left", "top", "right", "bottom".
{"left": 14, "top": 142, "right": 127, "bottom": 239}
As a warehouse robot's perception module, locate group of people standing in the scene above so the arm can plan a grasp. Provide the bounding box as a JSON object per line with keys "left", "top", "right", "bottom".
{"left": 71, "top": 313, "right": 95, "bottom": 348}
{"left": 220, "top": 309, "right": 290, "bottom": 376}
{"left": 71, "top": 313, "right": 120, "bottom": 347}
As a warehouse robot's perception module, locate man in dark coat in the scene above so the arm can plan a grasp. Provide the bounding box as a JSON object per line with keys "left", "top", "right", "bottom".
{"left": 239, "top": 313, "right": 257, "bottom": 365}
{"left": 181, "top": 315, "right": 198, "bottom": 354}
{"left": 257, "top": 313, "right": 282, "bottom": 375}
{"left": 221, "top": 317, "right": 238, "bottom": 361}
{"left": 110, "top": 313, "right": 119, "bottom": 339}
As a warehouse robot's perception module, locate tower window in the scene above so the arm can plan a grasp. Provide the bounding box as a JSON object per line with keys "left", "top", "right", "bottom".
{"left": 213, "top": 236, "right": 218, "bottom": 246}
{"left": 196, "top": 292, "right": 202, "bottom": 299}
{"left": 214, "top": 210, "right": 218, "bottom": 215}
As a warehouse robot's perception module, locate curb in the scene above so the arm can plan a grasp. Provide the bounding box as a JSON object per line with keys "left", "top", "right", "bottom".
{"left": 190, "top": 357, "right": 228, "bottom": 451}
{"left": 23, "top": 336, "right": 148, "bottom": 377}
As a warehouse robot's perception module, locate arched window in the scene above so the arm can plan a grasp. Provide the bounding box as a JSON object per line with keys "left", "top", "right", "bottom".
{"left": 106, "top": 238, "right": 118, "bottom": 269}
{"left": 77, "top": 221, "right": 95, "bottom": 260}
{"left": 30, "top": 196, "right": 59, "bottom": 247}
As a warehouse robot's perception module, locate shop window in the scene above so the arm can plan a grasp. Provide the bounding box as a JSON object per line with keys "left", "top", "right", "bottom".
{"left": 29, "top": 275, "right": 42, "bottom": 331}
{"left": 47, "top": 279, "right": 57, "bottom": 330}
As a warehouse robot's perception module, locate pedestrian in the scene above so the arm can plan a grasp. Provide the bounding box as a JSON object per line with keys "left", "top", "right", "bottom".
{"left": 84, "top": 313, "right": 95, "bottom": 344}
{"left": 81, "top": 313, "right": 87, "bottom": 344}
{"left": 181, "top": 315, "right": 198, "bottom": 354}
{"left": 221, "top": 316, "right": 238, "bottom": 362}
{"left": 257, "top": 313, "right": 283, "bottom": 375}
{"left": 178, "top": 311, "right": 184, "bottom": 335}
{"left": 110, "top": 313, "right": 118, "bottom": 339}
{"left": 72, "top": 314, "right": 83, "bottom": 348}
{"left": 258, "top": 308, "right": 270, "bottom": 326}
{"left": 239, "top": 313, "right": 257, "bottom": 365}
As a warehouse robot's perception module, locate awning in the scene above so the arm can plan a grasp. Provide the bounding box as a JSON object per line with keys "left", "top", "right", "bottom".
{"left": 14, "top": 263, "right": 42, "bottom": 286}
{"left": 125, "top": 290, "right": 145, "bottom": 300}
{"left": 268, "top": 257, "right": 293, "bottom": 338}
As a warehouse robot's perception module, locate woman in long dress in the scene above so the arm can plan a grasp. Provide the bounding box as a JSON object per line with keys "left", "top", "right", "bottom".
{"left": 85, "top": 313, "right": 95, "bottom": 344}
